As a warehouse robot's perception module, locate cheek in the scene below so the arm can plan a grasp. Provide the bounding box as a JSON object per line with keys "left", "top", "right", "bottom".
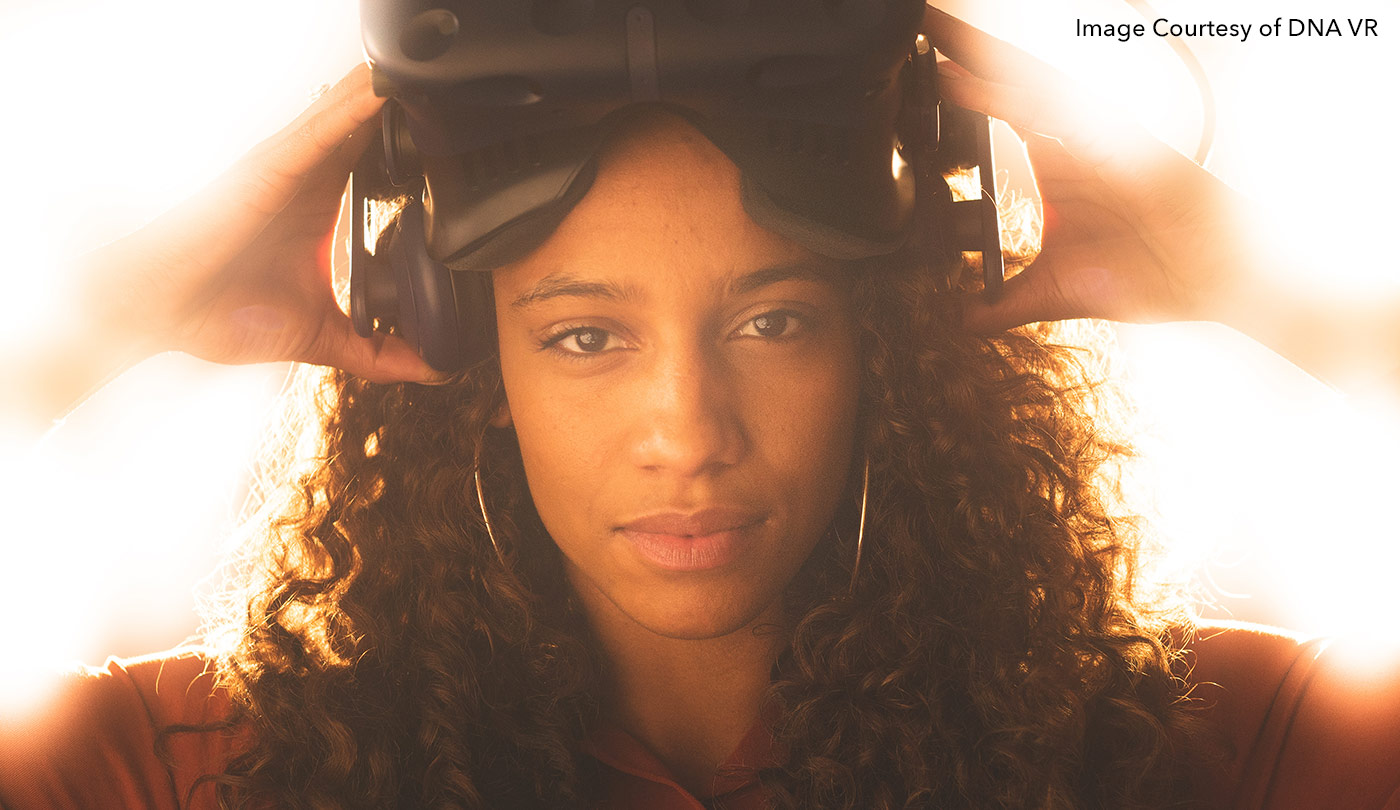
{"left": 497, "top": 352, "right": 603, "bottom": 518}
{"left": 496, "top": 320, "right": 863, "bottom": 556}
{"left": 751, "top": 360, "right": 855, "bottom": 458}
{"left": 497, "top": 345, "right": 644, "bottom": 571}
{"left": 746, "top": 339, "right": 862, "bottom": 507}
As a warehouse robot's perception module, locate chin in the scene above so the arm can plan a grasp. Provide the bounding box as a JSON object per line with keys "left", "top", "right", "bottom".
{"left": 622, "top": 581, "right": 784, "bottom": 641}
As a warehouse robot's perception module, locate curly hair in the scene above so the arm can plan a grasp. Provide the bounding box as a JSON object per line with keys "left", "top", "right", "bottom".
{"left": 168, "top": 182, "right": 1211, "bottom": 809}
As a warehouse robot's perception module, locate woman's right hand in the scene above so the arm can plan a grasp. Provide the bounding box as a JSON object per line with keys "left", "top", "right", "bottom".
{"left": 78, "top": 63, "right": 434, "bottom": 384}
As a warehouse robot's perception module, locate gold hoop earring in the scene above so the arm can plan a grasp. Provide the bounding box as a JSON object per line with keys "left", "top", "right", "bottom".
{"left": 847, "top": 456, "right": 870, "bottom": 594}
{"left": 473, "top": 446, "right": 506, "bottom": 567}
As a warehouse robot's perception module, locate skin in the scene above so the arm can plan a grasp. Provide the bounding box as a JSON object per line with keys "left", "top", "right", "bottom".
{"left": 491, "top": 112, "right": 861, "bottom": 792}
{"left": 13, "top": 4, "right": 1396, "bottom": 797}
{"left": 19, "top": 13, "right": 1392, "bottom": 432}
{"left": 3, "top": 65, "right": 430, "bottom": 431}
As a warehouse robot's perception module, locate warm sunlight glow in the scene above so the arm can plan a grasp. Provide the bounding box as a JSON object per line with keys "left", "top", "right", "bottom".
{"left": 0, "top": 0, "right": 360, "bottom": 342}
{"left": 0, "top": 0, "right": 357, "bottom": 712}
{"left": 2, "top": 0, "right": 1399, "bottom": 706}
{"left": 1208, "top": 41, "right": 1400, "bottom": 294}
{"left": 953, "top": 0, "right": 1400, "bottom": 297}
{"left": 946, "top": 0, "right": 1400, "bottom": 647}
{"left": 1, "top": 359, "right": 291, "bottom": 713}
{"left": 1118, "top": 323, "right": 1400, "bottom": 644}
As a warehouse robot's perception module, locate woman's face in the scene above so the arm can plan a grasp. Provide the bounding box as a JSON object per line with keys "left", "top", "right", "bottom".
{"left": 493, "top": 114, "right": 861, "bottom": 640}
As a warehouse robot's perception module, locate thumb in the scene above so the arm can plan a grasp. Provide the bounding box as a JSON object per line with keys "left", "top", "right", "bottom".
{"left": 307, "top": 315, "right": 445, "bottom": 384}
{"left": 958, "top": 266, "right": 1077, "bottom": 334}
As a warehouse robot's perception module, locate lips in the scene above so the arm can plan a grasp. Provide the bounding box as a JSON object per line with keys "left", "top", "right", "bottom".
{"left": 618, "top": 507, "right": 766, "bottom": 572}
{"left": 622, "top": 507, "right": 765, "bottom": 537}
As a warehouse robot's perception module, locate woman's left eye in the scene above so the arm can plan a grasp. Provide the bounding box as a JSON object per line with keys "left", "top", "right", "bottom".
{"left": 735, "top": 310, "right": 803, "bottom": 339}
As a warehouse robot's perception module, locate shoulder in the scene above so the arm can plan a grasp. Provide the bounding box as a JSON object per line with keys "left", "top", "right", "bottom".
{"left": 1182, "top": 619, "right": 1400, "bottom": 810}
{"left": 0, "top": 648, "right": 239, "bottom": 810}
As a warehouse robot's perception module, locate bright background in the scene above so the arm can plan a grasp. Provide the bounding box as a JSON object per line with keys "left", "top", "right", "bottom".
{"left": 2, "top": 0, "right": 1398, "bottom": 714}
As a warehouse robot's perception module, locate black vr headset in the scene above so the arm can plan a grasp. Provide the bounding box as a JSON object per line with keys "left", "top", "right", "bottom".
{"left": 351, "top": 0, "right": 1004, "bottom": 372}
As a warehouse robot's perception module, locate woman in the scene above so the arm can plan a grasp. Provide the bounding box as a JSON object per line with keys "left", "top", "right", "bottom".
{"left": 2, "top": 6, "right": 1398, "bottom": 810}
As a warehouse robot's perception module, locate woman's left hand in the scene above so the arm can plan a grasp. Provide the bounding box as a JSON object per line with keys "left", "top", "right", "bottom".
{"left": 922, "top": 7, "right": 1262, "bottom": 334}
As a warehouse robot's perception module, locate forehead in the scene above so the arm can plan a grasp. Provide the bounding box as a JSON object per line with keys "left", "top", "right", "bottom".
{"left": 492, "top": 111, "right": 833, "bottom": 297}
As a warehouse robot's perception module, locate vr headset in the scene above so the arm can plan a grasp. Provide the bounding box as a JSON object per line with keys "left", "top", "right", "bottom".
{"left": 351, "top": 0, "right": 1004, "bottom": 372}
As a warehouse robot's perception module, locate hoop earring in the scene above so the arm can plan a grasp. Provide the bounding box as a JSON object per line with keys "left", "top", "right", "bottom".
{"left": 473, "top": 445, "right": 507, "bottom": 567}
{"left": 847, "top": 456, "right": 871, "bottom": 594}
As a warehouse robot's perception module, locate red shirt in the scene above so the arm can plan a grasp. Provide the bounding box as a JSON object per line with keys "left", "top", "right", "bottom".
{"left": 2, "top": 622, "right": 1399, "bottom": 809}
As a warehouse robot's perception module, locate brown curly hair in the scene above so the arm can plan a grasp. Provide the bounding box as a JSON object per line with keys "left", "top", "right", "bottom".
{"left": 169, "top": 184, "right": 1210, "bottom": 808}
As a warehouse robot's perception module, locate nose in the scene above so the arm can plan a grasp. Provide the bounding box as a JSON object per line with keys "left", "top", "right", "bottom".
{"left": 629, "top": 342, "right": 747, "bottom": 477}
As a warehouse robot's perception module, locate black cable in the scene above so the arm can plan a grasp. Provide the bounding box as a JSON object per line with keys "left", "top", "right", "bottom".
{"left": 1123, "top": 0, "right": 1219, "bottom": 166}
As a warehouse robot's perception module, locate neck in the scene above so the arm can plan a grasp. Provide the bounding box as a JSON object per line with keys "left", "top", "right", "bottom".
{"left": 572, "top": 577, "right": 785, "bottom": 796}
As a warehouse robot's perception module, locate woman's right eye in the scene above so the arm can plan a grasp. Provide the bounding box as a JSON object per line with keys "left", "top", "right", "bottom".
{"left": 541, "top": 326, "right": 622, "bottom": 356}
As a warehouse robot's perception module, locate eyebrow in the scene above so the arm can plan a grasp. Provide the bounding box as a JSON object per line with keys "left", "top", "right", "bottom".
{"left": 510, "top": 273, "right": 639, "bottom": 309}
{"left": 728, "top": 262, "right": 844, "bottom": 296}
{"left": 510, "top": 262, "right": 843, "bottom": 310}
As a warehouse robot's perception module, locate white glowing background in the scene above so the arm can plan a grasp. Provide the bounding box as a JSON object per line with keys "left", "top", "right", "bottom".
{"left": 1, "top": 0, "right": 1397, "bottom": 712}
{"left": 0, "top": 0, "right": 362, "bottom": 713}
{"left": 946, "top": 0, "right": 1400, "bottom": 646}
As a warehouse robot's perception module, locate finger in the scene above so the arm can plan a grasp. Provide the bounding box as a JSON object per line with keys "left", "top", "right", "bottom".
{"left": 234, "top": 63, "right": 386, "bottom": 215}
{"left": 1014, "top": 131, "right": 1086, "bottom": 183}
{"left": 315, "top": 111, "right": 384, "bottom": 189}
{"left": 936, "top": 70, "right": 1146, "bottom": 172}
{"left": 959, "top": 268, "right": 1074, "bottom": 334}
{"left": 240, "top": 63, "right": 383, "bottom": 205}
{"left": 281, "top": 112, "right": 383, "bottom": 223}
{"left": 304, "top": 314, "right": 443, "bottom": 385}
{"left": 157, "top": 65, "right": 385, "bottom": 278}
{"left": 922, "top": 6, "right": 1071, "bottom": 91}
